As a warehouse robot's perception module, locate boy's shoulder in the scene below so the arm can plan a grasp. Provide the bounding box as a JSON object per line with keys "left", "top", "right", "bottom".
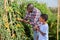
{"left": 37, "top": 22, "right": 48, "bottom": 27}
{"left": 43, "top": 23, "right": 48, "bottom": 26}
{"left": 42, "top": 23, "right": 48, "bottom": 28}
{"left": 44, "top": 23, "right": 48, "bottom": 26}
{"left": 40, "top": 23, "right": 48, "bottom": 27}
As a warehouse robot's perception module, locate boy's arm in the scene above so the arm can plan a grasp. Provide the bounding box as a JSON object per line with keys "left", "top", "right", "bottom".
{"left": 38, "top": 29, "right": 46, "bottom": 36}
{"left": 37, "top": 27, "right": 46, "bottom": 36}
{"left": 33, "top": 25, "right": 46, "bottom": 38}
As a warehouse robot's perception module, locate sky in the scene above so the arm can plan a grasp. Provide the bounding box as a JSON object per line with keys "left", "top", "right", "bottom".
{"left": 37, "top": 0, "right": 58, "bottom": 7}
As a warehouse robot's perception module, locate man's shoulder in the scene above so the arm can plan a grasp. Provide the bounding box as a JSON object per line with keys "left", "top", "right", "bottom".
{"left": 33, "top": 7, "right": 40, "bottom": 12}
{"left": 35, "top": 8, "right": 39, "bottom": 10}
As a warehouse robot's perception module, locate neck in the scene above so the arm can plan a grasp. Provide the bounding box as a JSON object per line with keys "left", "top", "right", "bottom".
{"left": 42, "top": 22, "right": 46, "bottom": 24}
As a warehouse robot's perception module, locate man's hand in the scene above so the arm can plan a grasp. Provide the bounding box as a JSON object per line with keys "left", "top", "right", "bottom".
{"left": 37, "top": 27, "right": 40, "bottom": 32}
{"left": 16, "top": 18, "right": 30, "bottom": 24}
{"left": 16, "top": 18, "right": 23, "bottom": 21}
{"left": 33, "top": 25, "right": 38, "bottom": 31}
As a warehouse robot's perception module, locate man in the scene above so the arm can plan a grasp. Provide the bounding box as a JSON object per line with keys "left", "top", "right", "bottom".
{"left": 17, "top": 3, "right": 41, "bottom": 40}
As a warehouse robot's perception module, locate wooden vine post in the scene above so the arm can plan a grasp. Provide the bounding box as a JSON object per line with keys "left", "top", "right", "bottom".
{"left": 57, "top": 0, "right": 60, "bottom": 40}
{"left": 4, "top": 0, "right": 7, "bottom": 12}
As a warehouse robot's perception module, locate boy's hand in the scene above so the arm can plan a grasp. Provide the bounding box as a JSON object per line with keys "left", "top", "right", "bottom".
{"left": 41, "top": 32, "right": 46, "bottom": 36}
{"left": 37, "top": 27, "right": 46, "bottom": 36}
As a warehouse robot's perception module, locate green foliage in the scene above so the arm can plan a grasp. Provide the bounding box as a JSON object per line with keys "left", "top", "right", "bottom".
{"left": 0, "top": 0, "right": 57, "bottom": 40}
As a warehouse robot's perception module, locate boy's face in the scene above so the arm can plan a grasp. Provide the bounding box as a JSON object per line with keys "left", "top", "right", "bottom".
{"left": 39, "top": 17, "right": 45, "bottom": 22}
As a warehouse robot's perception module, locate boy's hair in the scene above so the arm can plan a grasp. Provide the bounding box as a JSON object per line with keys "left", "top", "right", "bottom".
{"left": 40, "top": 14, "right": 48, "bottom": 21}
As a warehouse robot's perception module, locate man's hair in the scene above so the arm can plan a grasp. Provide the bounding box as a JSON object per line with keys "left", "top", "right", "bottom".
{"left": 40, "top": 14, "right": 48, "bottom": 21}
{"left": 27, "top": 3, "right": 34, "bottom": 10}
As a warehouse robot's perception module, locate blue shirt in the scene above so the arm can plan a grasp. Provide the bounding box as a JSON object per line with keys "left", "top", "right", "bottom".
{"left": 37, "top": 22, "right": 49, "bottom": 40}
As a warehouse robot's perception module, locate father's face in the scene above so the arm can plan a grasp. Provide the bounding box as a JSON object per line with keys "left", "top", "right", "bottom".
{"left": 27, "top": 4, "right": 34, "bottom": 13}
{"left": 27, "top": 8, "right": 33, "bottom": 13}
{"left": 27, "top": 10, "right": 32, "bottom": 13}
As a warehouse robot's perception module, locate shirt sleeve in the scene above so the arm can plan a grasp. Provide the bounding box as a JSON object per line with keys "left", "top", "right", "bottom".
{"left": 24, "top": 13, "right": 28, "bottom": 21}
{"left": 34, "top": 10, "right": 41, "bottom": 25}
{"left": 30, "top": 11, "right": 41, "bottom": 26}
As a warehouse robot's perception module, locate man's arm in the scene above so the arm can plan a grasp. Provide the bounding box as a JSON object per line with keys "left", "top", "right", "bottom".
{"left": 30, "top": 9, "right": 41, "bottom": 26}
{"left": 16, "top": 18, "right": 30, "bottom": 24}
{"left": 16, "top": 12, "right": 31, "bottom": 24}
{"left": 34, "top": 10, "right": 41, "bottom": 24}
